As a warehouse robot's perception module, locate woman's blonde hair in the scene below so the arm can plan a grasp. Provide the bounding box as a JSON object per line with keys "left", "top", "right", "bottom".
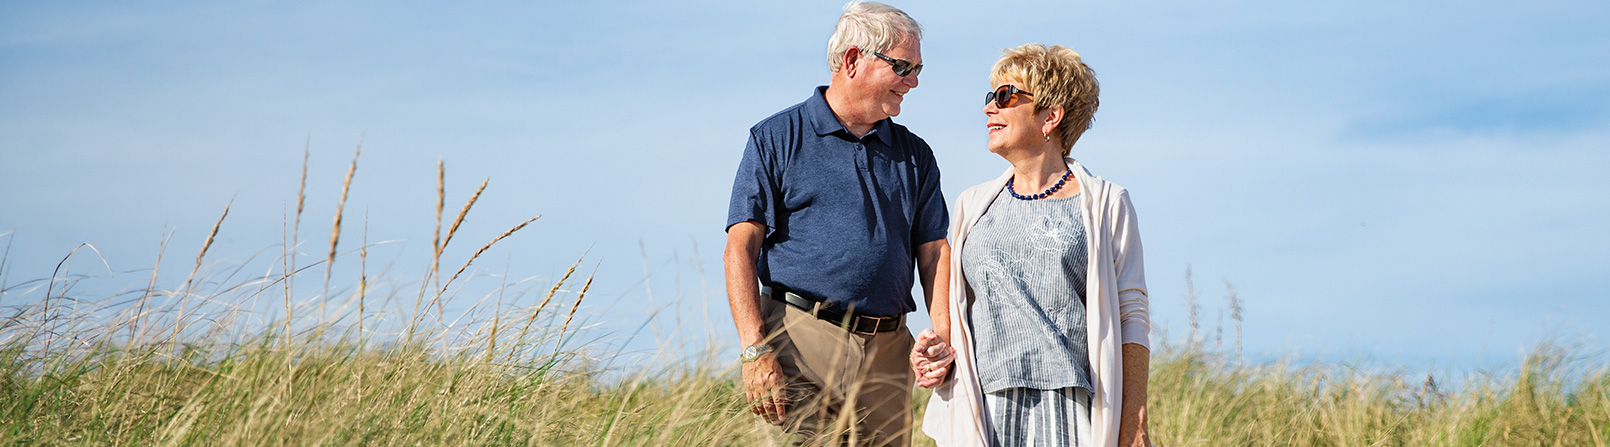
{"left": 990, "top": 44, "right": 1099, "bottom": 156}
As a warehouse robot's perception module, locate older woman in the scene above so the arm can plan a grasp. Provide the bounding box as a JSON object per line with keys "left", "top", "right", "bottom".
{"left": 912, "top": 44, "right": 1153, "bottom": 447}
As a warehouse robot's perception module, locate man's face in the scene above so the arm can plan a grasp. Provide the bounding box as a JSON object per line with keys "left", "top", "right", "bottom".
{"left": 853, "top": 39, "right": 922, "bottom": 120}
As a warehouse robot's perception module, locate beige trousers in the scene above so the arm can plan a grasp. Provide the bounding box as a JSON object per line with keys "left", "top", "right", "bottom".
{"left": 761, "top": 297, "right": 916, "bottom": 447}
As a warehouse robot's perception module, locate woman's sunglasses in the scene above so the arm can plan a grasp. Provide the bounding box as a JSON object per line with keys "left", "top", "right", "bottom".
{"left": 985, "top": 85, "right": 1033, "bottom": 108}
{"left": 869, "top": 50, "right": 923, "bottom": 77}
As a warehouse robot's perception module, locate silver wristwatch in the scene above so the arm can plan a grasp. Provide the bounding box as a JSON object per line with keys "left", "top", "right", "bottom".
{"left": 739, "top": 344, "right": 774, "bottom": 363}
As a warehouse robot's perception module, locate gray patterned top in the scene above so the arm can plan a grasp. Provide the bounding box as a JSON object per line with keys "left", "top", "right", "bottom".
{"left": 962, "top": 188, "right": 1092, "bottom": 394}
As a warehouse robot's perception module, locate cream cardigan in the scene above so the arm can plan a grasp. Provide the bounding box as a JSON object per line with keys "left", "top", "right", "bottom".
{"left": 923, "top": 158, "right": 1150, "bottom": 447}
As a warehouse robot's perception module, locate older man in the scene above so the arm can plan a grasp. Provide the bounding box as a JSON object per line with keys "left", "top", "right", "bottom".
{"left": 724, "top": 2, "right": 950, "bottom": 446}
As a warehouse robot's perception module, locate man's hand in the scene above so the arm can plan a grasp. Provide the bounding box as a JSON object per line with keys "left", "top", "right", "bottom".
{"left": 910, "top": 328, "right": 955, "bottom": 388}
{"left": 743, "top": 353, "right": 789, "bottom": 423}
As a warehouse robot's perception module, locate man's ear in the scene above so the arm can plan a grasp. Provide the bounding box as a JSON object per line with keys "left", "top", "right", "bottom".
{"left": 842, "top": 47, "right": 860, "bottom": 78}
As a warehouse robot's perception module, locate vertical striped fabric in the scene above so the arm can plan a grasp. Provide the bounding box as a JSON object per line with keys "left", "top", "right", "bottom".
{"left": 983, "top": 387, "right": 1093, "bottom": 447}
{"left": 962, "top": 189, "right": 1093, "bottom": 394}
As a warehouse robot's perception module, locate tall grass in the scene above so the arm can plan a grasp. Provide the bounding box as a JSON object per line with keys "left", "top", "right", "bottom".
{"left": 2, "top": 156, "right": 1606, "bottom": 446}
{"left": 0, "top": 151, "right": 768, "bottom": 446}
{"left": 1139, "top": 273, "right": 1608, "bottom": 446}
{"left": 1143, "top": 340, "right": 1608, "bottom": 446}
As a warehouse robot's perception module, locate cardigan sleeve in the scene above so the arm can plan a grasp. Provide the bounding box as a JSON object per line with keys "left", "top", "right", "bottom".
{"left": 1112, "top": 188, "right": 1151, "bottom": 349}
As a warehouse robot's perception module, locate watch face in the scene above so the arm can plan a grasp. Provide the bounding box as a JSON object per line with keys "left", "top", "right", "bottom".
{"left": 741, "top": 344, "right": 772, "bottom": 361}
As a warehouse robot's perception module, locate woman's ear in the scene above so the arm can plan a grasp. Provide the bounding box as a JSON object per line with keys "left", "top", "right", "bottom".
{"left": 1041, "top": 106, "right": 1065, "bottom": 138}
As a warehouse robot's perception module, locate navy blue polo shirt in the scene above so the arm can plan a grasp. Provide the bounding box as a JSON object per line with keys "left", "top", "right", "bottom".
{"left": 727, "top": 86, "right": 948, "bottom": 317}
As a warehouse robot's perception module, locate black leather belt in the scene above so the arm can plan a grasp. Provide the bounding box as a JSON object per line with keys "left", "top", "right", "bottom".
{"left": 762, "top": 285, "right": 904, "bottom": 335}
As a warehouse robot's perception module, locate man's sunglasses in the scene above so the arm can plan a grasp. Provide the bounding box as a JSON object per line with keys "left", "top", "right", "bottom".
{"left": 985, "top": 85, "right": 1033, "bottom": 108}
{"left": 869, "top": 50, "right": 923, "bottom": 77}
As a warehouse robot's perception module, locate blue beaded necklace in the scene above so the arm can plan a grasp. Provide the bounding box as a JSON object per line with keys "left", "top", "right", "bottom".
{"left": 1006, "top": 168, "right": 1073, "bottom": 200}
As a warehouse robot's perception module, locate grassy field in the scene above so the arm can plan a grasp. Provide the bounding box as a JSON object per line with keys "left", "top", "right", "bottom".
{"left": 3, "top": 158, "right": 1606, "bottom": 446}
{"left": 3, "top": 316, "right": 1605, "bottom": 446}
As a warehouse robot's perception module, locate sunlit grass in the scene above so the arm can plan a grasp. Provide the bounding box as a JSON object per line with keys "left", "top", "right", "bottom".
{"left": 1144, "top": 341, "right": 1608, "bottom": 446}
{"left": 4, "top": 326, "right": 1603, "bottom": 446}
{"left": 0, "top": 329, "right": 767, "bottom": 445}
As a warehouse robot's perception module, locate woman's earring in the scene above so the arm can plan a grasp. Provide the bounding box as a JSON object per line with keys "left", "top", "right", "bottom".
{"left": 1044, "top": 132, "right": 1051, "bottom": 141}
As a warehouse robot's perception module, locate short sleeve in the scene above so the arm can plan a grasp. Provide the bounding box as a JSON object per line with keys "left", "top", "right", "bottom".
{"left": 726, "top": 130, "right": 778, "bottom": 236}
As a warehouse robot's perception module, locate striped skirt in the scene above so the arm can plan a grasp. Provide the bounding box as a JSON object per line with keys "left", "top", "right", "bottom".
{"left": 983, "top": 387, "right": 1093, "bottom": 447}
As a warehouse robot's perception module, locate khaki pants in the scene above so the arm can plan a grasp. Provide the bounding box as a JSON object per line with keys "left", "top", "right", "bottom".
{"left": 761, "top": 298, "right": 915, "bottom": 447}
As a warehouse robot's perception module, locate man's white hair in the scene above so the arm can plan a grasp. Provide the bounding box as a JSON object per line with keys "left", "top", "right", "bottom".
{"left": 825, "top": 1, "right": 923, "bottom": 72}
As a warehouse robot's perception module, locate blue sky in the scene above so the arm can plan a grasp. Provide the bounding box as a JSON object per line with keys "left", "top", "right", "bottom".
{"left": 3, "top": 1, "right": 1607, "bottom": 372}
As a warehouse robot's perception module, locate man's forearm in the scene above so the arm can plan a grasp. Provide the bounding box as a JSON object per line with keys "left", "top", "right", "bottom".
{"left": 915, "top": 239, "right": 951, "bottom": 342}
{"left": 724, "top": 222, "right": 768, "bottom": 346}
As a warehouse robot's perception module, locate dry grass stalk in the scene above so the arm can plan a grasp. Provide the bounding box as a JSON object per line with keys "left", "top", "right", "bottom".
{"left": 429, "top": 159, "right": 445, "bottom": 292}
{"left": 296, "top": 141, "right": 310, "bottom": 220}
{"left": 129, "top": 230, "right": 173, "bottom": 343}
{"left": 175, "top": 202, "right": 229, "bottom": 341}
{"left": 40, "top": 242, "right": 110, "bottom": 357}
{"left": 1225, "top": 280, "right": 1243, "bottom": 361}
{"left": 434, "top": 159, "right": 447, "bottom": 255}
{"left": 433, "top": 216, "right": 540, "bottom": 306}
{"left": 440, "top": 177, "right": 488, "bottom": 261}
{"left": 288, "top": 144, "right": 309, "bottom": 338}
{"left": 0, "top": 230, "right": 12, "bottom": 301}
{"left": 322, "top": 144, "right": 360, "bottom": 327}
{"left": 409, "top": 160, "right": 446, "bottom": 341}
{"left": 1185, "top": 265, "right": 1199, "bottom": 345}
{"left": 429, "top": 177, "right": 490, "bottom": 319}
{"left": 0, "top": 232, "right": 11, "bottom": 338}
{"left": 532, "top": 258, "right": 581, "bottom": 321}
{"left": 358, "top": 211, "right": 369, "bottom": 344}
{"left": 509, "top": 256, "right": 582, "bottom": 362}
{"left": 484, "top": 262, "right": 510, "bottom": 365}
{"left": 557, "top": 262, "right": 598, "bottom": 345}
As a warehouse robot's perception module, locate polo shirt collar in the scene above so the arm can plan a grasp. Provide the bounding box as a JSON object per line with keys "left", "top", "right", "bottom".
{"left": 806, "top": 86, "right": 894, "bottom": 146}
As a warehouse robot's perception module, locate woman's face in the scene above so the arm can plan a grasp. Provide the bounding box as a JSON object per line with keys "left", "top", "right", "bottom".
{"left": 983, "top": 80, "right": 1049, "bottom": 156}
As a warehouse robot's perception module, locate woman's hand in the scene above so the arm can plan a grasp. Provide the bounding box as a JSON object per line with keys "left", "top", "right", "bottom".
{"left": 911, "top": 328, "right": 956, "bottom": 388}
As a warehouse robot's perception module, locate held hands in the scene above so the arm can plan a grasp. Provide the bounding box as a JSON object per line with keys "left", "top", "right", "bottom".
{"left": 743, "top": 353, "right": 789, "bottom": 424}
{"left": 910, "top": 328, "right": 956, "bottom": 388}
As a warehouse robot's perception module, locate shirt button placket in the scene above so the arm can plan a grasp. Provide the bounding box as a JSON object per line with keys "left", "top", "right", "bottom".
{"left": 854, "top": 142, "right": 867, "bottom": 171}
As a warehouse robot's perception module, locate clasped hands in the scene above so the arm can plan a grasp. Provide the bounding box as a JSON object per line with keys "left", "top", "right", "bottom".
{"left": 746, "top": 328, "right": 955, "bottom": 424}
{"left": 911, "top": 328, "right": 956, "bottom": 388}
